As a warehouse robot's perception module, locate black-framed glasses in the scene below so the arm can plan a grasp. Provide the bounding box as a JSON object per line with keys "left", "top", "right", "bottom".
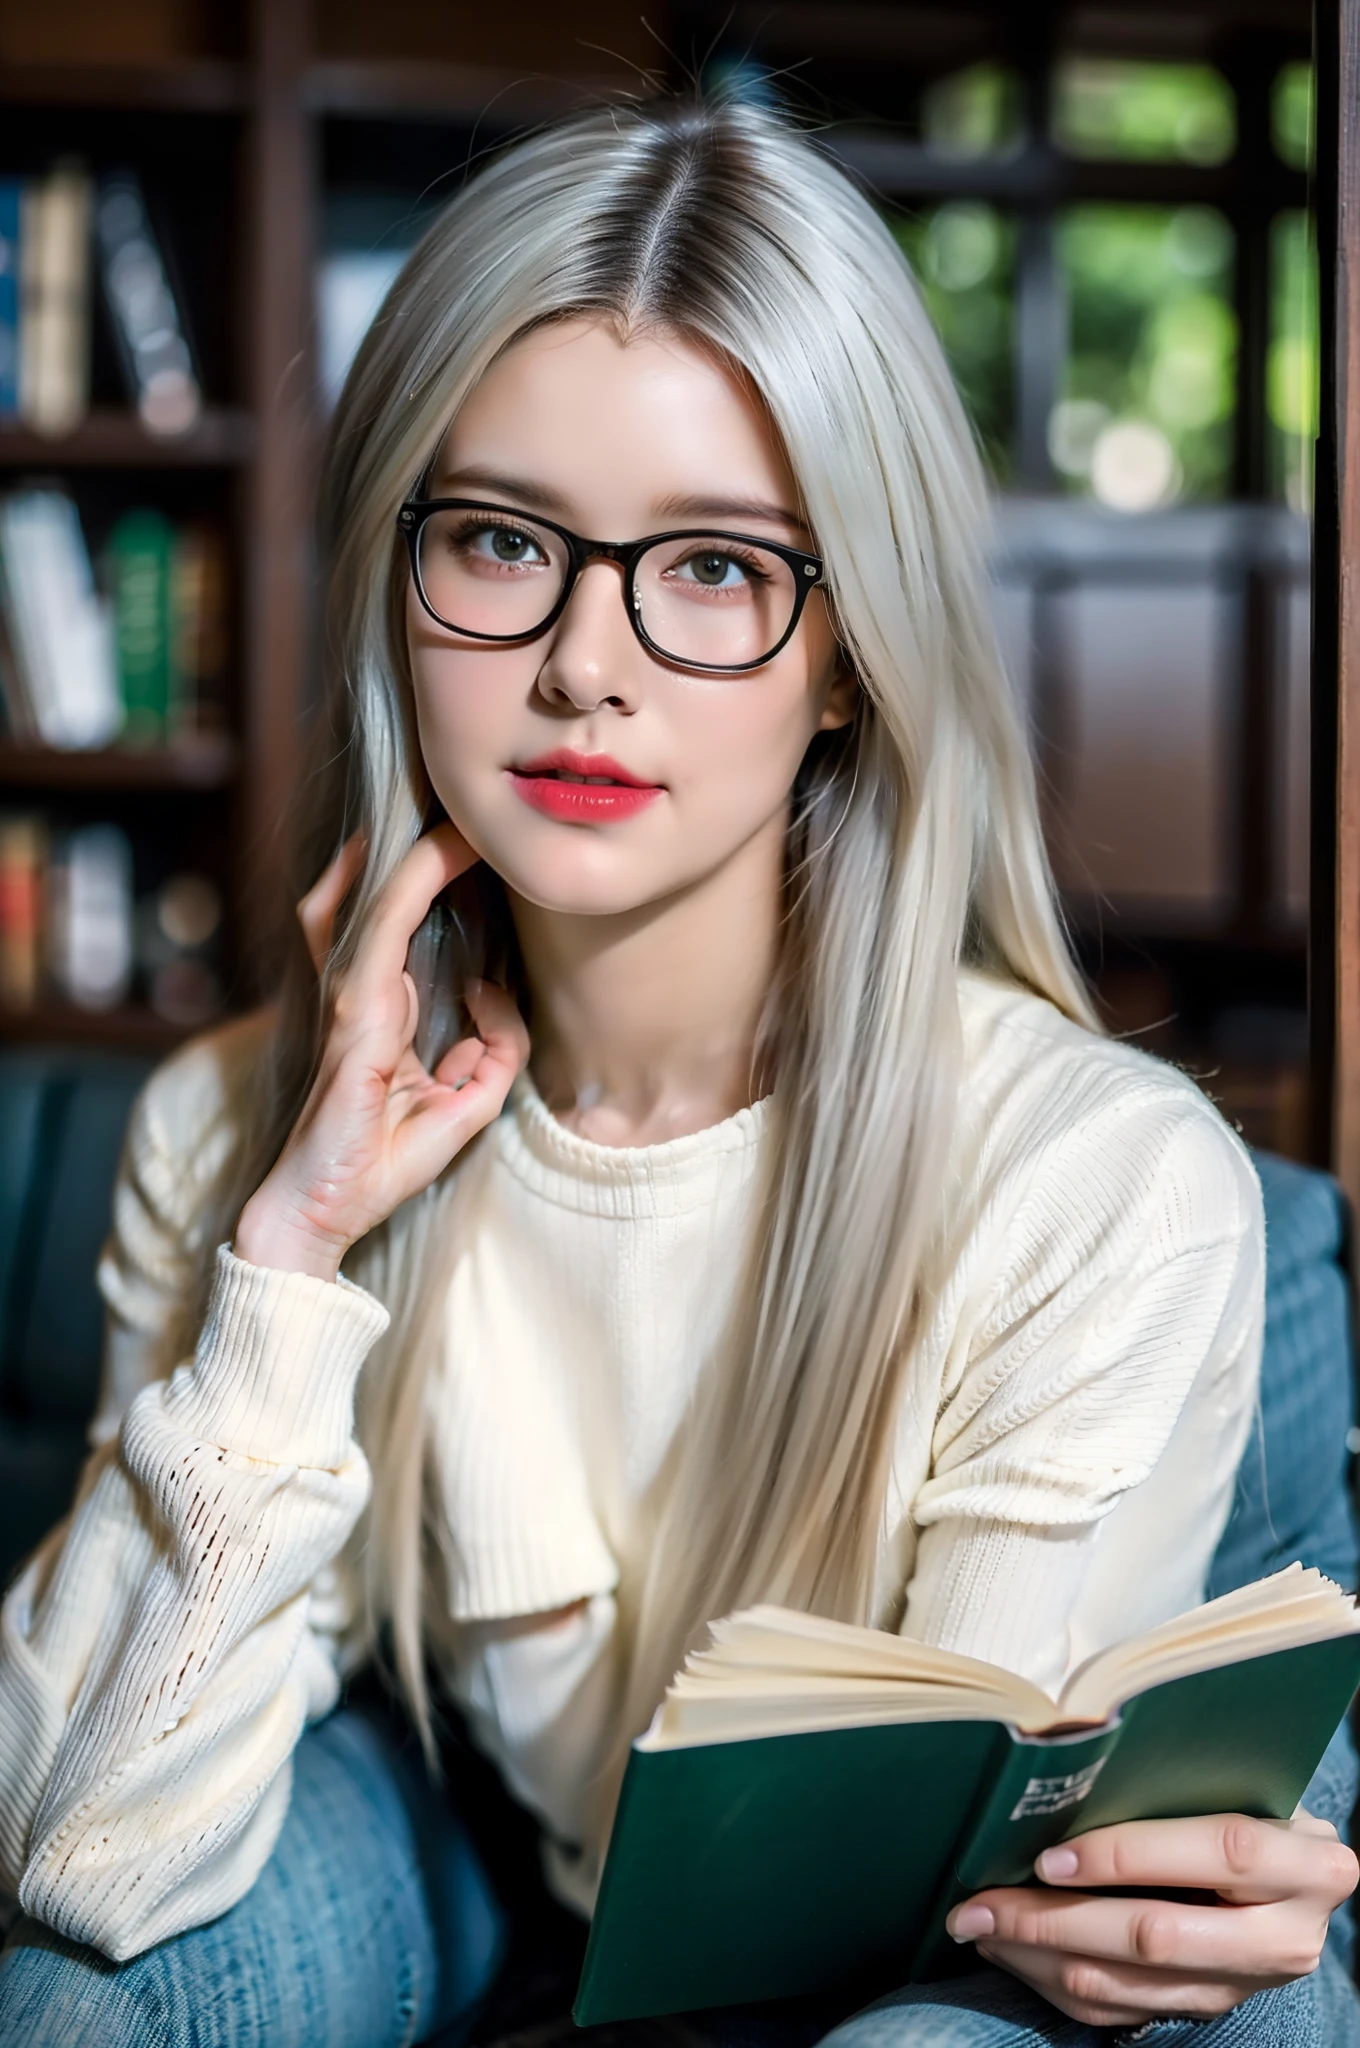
{"left": 398, "top": 498, "right": 826, "bottom": 675}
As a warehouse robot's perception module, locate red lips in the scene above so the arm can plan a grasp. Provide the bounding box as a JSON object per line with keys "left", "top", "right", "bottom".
{"left": 507, "top": 749, "right": 664, "bottom": 823}
{"left": 512, "top": 749, "right": 659, "bottom": 787}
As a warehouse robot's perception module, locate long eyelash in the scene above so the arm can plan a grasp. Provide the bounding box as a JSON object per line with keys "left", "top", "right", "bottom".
{"left": 677, "top": 545, "right": 773, "bottom": 584}
{"left": 451, "top": 513, "right": 540, "bottom": 544}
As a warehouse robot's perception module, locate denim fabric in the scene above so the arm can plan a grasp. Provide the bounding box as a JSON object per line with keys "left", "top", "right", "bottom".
{"left": 809, "top": 1949, "right": 1360, "bottom": 2048}
{"left": 0, "top": 1700, "right": 505, "bottom": 2048}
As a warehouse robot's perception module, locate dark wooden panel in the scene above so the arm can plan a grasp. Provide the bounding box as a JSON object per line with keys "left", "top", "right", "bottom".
{"left": 0, "top": 410, "right": 254, "bottom": 468}
{"left": 239, "top": 0, "right": 315, "bottom": 988}
{"left": 0, "top": 739, "right": 237, "bottom": 792}
{"left": 1313, "top": 0, "right": 1360, "bottom": 1196}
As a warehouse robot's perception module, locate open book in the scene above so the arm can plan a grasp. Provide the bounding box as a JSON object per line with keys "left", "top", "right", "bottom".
{"left": 575, "top": 1566, "right": 1360, "bottom": 2024}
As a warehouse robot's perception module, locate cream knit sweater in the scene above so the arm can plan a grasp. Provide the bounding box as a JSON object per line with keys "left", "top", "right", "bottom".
{"left": 0, "top": 972, "right": 1264, "bottom": 1959}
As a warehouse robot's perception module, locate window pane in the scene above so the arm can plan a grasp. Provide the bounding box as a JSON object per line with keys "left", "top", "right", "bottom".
{"left": 1053, "top": 60, "right": 1236, "bottom": 165}
{"left": 1055, "top": 205, "right": 1237, "bottom": 506}
{"left": 921, "top": 63, "right": 1024, "bottom": 159}
{"left": 1272, "top": 62, "right": 1314, "bottom": 172}
{"left": 1268, "top": 211, "right": 1319, "bottom": 512}
{"left": 891, "top": 203, "right": 1014, "bottom": 481}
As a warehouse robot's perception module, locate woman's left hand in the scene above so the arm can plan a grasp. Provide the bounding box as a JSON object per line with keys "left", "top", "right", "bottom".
{"left": 944, "top": 1808, "right": 1359, "bottom": 2028}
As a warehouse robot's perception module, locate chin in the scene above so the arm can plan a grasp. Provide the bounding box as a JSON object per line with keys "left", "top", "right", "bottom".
{"left": 498, "top": 863, "right": 668, "bottom": 918}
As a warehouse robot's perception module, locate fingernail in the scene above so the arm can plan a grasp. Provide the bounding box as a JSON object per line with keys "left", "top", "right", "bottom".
{"left": 1036, "top": 1846, "right": 1080, "bottom": 1880}
{"left": 946, "top": 1904, "right": 995, "bottom": 1943}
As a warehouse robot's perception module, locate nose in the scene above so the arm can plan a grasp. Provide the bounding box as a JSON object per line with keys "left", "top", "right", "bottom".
{"left": 534, "top": 557, "right": 638, "bottom": 713}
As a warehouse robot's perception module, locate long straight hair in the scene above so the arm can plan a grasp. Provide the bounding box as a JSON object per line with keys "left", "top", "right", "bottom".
{"left": 189, "top": 97, "right": 1095, "bottom": 1787}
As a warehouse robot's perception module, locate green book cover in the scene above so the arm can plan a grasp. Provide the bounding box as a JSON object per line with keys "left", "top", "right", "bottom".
{"left": 109, "top": 508, "right": 176, "bottom": 744}
{"left": 574, "top": 1585, "right": 1360, "bottom": 2025}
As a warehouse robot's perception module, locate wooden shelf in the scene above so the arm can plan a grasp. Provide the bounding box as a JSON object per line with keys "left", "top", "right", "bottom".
{"left": 306, "top": 58, "right": 628, "bottom": 120}
{"left": 0, "top": 62, "right": 249, "bottom": 112}
{"left": 0, "top": 737, "right": 237, "bottom": 791}
{"left": 0, "top": 1003, "right": 198, "bottom": 1052}
{"left": 0, "top": 410, "right": 255, "bottom": 470}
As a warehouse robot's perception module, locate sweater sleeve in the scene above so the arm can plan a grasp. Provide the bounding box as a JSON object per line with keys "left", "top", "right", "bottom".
{"left": 0, "top": 1037, "right": 390, "bottom": 1961}
{"left": 900, "top": 1093, "right": 1264, "bottom": 1694}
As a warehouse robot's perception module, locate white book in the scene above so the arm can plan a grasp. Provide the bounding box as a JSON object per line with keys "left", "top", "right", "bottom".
{"left": 0, "top": 492, "right": 120, "bottom": 748}
{"left": 48, "top": 823, "right": 133, "bottom": 1009}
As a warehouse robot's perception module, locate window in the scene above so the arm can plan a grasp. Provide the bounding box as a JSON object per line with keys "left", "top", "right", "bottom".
{"left": 892, "top": 204, "right": 1015, "bottom": 479}
{"left": 1055, "top": 205, "right": 1236, "bottom": 506}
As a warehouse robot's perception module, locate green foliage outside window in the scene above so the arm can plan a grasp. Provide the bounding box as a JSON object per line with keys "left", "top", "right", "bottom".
{"left": 1269, "top": 212, "right": 1319, "bottom": 512}
{"left": 1053, "top": 61, "right": 1236, "bottom": 165}
{"left": 1056, "top": 206, "right": 1237, "bottom": 505}
{"left": 920, "top": 64, "right": 1023, "bottom": 158}
{"left": 1272, "top": 62, "right": 1314, "bottom": 172}
{"left": 891, "top": 203, "right": 1015, "bottom": 482}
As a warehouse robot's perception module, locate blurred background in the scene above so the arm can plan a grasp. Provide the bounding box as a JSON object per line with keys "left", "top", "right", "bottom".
{"left": 0, "top": 1, "right": 1321, "bottom": 1156}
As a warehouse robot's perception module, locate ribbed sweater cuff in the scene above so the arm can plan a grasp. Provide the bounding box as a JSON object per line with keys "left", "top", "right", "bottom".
{"left": 160, "top": 1245, "right": 390, "bottom": 1469}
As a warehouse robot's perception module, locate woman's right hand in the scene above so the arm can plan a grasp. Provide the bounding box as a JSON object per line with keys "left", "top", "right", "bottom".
{"left": 233, "top": 826, "right": 529, "bottom": 1282}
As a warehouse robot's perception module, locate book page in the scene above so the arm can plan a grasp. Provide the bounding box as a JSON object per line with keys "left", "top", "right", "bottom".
{"left": 1058, "top": 1565, "right": 1360, "bottom": 1722}
{"left": 645, "top": 1606, "right": 1057, "bottom": 1747}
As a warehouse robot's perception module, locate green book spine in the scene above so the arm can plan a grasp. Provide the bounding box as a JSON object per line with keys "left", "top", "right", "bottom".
{"left": 109, "top": 509, "right": 174, "bottom": 744}
{"left": 911, "top": 1722, "right": 1122, "bottom": 1979}
{"left": 913, "top": 1635, "right": 1360, "bottom": 1981}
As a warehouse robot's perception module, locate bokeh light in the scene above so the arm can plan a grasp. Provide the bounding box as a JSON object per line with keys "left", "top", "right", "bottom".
{"left": 1057, "top": 204, "right": 1237, "bottom": 503}
{"left": 1053, "top": 60, "right": 1236, "bottom": 165}
{"left": 1272, "top": 62, "right": 1314, "bottom": 172}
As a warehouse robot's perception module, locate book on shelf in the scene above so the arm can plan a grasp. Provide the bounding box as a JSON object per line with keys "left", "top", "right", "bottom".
{"left": 0, "top": 162, "right": 199, "bottom": 440}
{"left": 0, "top": 489, "right": 228, "bottom": 749}
{"left": 575, "top": 1564, "right": 1360, "bottom": 2025}
{"left": 0, "top": 178, "right": 19, "bottom": 421}
{"left": 94, "top": 171, "right": 201, "bottom": 438}
{"left": 47, "top": 821, "right": 133, "bottom": 1010}
{"left": 109, "top": 508, "right": 176, "bottom": 742}
{"left": 169, "top": 522, "right": 229, "bottom": 735}
{"left": 18, "top": 161, "right": 92, "bottom": 439}
{"left": 0, "top": 490, "right": 119, "bottom": 748}
{"left": 0, "top": 813, "right": 44, "bottom": 1007}
{"left": 0, "top": 809, "right": 224, "bottom": 1024}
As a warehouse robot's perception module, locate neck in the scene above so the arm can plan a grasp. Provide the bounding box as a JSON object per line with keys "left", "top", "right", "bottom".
{"left": 508, "top": 814, "right": 784, "bottom": 1147}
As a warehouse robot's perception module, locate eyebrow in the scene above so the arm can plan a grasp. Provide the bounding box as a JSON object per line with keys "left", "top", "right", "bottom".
{"left": 433, "top": 467, "right": 809, "bottom": 535}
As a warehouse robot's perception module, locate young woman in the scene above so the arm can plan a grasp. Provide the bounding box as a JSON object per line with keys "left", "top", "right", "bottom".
{"left": 0, "top": 97, "right": 1355, "bottom": 2048}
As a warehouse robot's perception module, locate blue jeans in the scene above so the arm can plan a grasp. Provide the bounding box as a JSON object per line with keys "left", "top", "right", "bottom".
{"left": 1, "top": 1694, "right": 1357, "bottom": 2048}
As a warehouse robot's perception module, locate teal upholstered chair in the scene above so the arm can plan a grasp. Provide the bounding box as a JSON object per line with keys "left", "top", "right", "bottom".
{"left": 0, "top": 1050, "right": 153, "bottom": 1584}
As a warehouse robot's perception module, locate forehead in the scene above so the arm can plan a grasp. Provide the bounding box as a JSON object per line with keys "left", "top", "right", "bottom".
{"left": 434, "top": 317, "right": 797, "bottom": 516}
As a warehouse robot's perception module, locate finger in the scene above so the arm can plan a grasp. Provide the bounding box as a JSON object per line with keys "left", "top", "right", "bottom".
{"left": 950, "top": 1884, "right": 1319, "bottom": 1980}
{"left": 335, "top": 825, "right": 479, "bottom": 1035}
{"left": 454, "top": 979, "right": 531, "bottom": 1084}
{"left": 297, "top": 833, "right": 367, "bottom": 973}
{"left": 388, "top": 1017, "right": 526, "bottom": 1190}
{"left": 1033, "top": 1811, "right": 1357, "bottom": 1907}
{"left": 976, "top": 1940, "right": 1244, "bottom": 2029}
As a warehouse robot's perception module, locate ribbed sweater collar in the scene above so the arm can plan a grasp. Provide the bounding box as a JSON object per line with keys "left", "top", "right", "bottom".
{"left": 495, "top": 1070, "right": 772, "bottom": 1221}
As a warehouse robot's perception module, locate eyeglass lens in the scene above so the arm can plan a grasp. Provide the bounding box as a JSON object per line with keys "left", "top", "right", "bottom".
{"left": 416, "top": 507, "right": 802, "bottom": 669}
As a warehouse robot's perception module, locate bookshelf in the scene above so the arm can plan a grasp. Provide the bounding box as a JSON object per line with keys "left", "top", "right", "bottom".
{"left": 0, "top": 0, "right": 1341, "bottom": 1186}
{"left": 0, "top": 0, "right": 650, "bottom": 1053}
